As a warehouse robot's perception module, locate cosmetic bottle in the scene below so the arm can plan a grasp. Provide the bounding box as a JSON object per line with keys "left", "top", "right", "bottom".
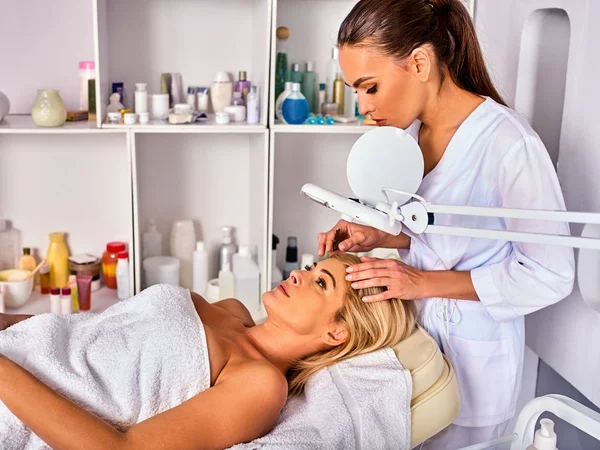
{"left": 210, "top": 71, "right": 233, "bottom": 113}
{"left": 290, "top": 63, "right": 304, "bottom": 84}
{"left": 318, "top": 83, "right": 326, "bottom": 114}
{"left": 282, "top": 237, "right": 300, "bottom": 279}
{"left": 193, "top": 241, "right": 208, "bottom": 296}
{"left": 18, "top": 248, "right": 36, "bottom": 289}
{"left": 220, "top": 226, "right": 237, "bottom": 272}
{"left": 233, "top": 245, "right": 260, "bottom": 313}
{"left": 275, "top": 26, "right": 290, "bottom": 100}
{"left": 275, "top": 81, "right": 293, "bottom": 122}
{"left": 333, "top": 72, "right": 345, "bottom": 115}
{"left": 170, "top": 220, "right": 196, "bottom": 289}
{"left": 246, "top": 86, "right": 260, "bottom": 124}
{"left": 116, "top": 251, "right": 130, "bottom": 300}
{"left": 143, "top": 219, "right": 162, "bottom": 259}
{"left": 235, "top": 71, "right": 252, "bottom": 106}
{"left": 218, "top": 261, "right": 235, "bottom": 300}
{"left": 134, "top": 83, "right": 148, "bottom": 114}
{"left": 302, "top": 61, "right": 317, "bottom": 114}
{"left": 326, "top": 48, "right": 340, "bottom": 103}
{"left": 47, "top": 232, "right": 69, "bottom": 289}
{"left": 282, "top": 83, "right": 309, "bottom": 125}
{"left": 271, "top": 234, "right": 283, "bottom": 289}
{"left": 50, "top": 287, "right": 62, "bottom": 314}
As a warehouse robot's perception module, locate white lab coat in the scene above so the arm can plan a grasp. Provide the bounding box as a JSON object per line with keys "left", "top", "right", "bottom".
{"left": 399, "top": 98, "right": 575, "bottom": 428}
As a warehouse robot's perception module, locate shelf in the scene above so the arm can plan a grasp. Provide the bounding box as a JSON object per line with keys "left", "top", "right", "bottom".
{"left": 6, "top": 286, "right": 119, "bottom": 316}
{"left": 0, "top": 115, "right": 124, "bottom": 134}
{"left": 273, "top": 122, "right": 375, "bottom": 134}
{"left": 103, "top": 118, "right": 267, "bottom": 134}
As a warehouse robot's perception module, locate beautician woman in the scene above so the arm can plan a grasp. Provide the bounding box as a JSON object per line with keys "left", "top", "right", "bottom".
{"left": 317, "top": 0, "right": 575, "bottom": 447}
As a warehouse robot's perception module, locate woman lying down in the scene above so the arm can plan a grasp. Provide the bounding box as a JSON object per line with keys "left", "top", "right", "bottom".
{"left": 0, "top": 253, "right": 415, "bottom": 450}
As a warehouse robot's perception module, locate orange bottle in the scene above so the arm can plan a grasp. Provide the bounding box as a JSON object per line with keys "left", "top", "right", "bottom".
{"left": 102, "top": 242, "right": 126, "bottom": 289}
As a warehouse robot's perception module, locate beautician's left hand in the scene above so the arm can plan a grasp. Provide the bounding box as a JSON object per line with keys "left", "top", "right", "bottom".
{"left": 345, "top": 257, "right": 426, "bottom": 302}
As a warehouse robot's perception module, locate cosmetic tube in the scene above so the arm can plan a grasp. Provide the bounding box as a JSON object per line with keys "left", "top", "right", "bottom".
{"left": 76, "top": 274, "right": 92, "bottom": 311}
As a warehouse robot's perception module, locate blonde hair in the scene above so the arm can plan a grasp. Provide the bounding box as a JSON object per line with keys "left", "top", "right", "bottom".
{"left": 287, "top": 253, "right": 416, "bottom": 396}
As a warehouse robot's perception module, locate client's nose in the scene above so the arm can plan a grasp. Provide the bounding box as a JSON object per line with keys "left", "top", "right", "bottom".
{"left": 289, "top": 270, "right": 301, "bottom": 285}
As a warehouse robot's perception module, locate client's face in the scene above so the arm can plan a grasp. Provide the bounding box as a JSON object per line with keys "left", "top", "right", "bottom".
{"left": 263, "top": 258, "right": 348, "bottom": 344}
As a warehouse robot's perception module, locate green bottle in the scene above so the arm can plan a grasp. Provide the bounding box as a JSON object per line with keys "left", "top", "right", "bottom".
{"left": 301, "top": 61, "right": 317, "bottom": 114}
{"left": 275, "top": 27, "right": 290, "bottom": 100}
{"left": 290, "top": 63, "right": 304, "bottom": 84}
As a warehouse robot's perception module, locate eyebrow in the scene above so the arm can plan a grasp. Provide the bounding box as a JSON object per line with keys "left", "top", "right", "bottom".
{"left": 349, "top": 76, "right": 374, "bottom": 89}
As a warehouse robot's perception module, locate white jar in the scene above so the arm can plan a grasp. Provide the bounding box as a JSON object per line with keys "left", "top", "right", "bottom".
{"left": 123, "top": 113, "right": 137, "bottom": 125}
{"left": 197, "top": 87, "right": 209, "bottom": 113}
{"left": 170, "top": 220, "right": 196, "bottom": 289}
{"left": 138, "top": 112, "right": 150, "bottom": 124}
{"left": 151, "top": 94, "right": 169, "bottom": 120}
{"left": 224, "top": 105, "right": 246, "bottom": 122}
{"left": 134, "top": 83, "right": 148, "bottom": 114}
{"left": 215, "top": 112, "right": 230, "bottom": 125}
{"left": 143, "top": 256, "right": 180, "bottom": 288}
{"left": 210, "top": 71, "right": 233, "bottom": 113}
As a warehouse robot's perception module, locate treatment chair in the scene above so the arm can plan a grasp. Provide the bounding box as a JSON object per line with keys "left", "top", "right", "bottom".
{"left": 392, "top": 325, "right": 461, "bottom": 448}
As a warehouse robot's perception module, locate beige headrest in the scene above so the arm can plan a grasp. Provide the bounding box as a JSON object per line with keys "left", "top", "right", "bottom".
{"left": 392, "top": 325, "right": 461, "bottom": 447}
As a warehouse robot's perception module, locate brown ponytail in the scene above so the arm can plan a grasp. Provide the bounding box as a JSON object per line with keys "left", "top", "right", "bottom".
{"left": 337, "top": 0, "right": 507, "bottom": 106}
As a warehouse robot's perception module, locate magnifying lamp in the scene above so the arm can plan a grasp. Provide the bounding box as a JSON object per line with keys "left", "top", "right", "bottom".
{"left": 300, "top": 127, "right": 600, "bottom": 250}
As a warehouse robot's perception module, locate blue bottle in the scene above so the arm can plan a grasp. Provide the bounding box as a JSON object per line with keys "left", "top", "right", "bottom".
{"left": 282, "top": 83, "right": 309, "bottom": 125}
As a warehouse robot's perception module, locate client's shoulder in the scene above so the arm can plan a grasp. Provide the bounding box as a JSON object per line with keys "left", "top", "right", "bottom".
{"left": 190, "top": 292, "right": 255, "bottom": 327}
{"left": 214, "top": 298, "right": 256, "bottom": 327}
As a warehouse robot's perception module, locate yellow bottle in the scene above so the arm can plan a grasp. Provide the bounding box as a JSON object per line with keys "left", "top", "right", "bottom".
{"left": 46, "top": 232, "right": 69, "bottom": 288}
{"left": 68, "top": 274, "right": 79, "bottom": 312}
{"left": 18, "top": 248, "right": 37, "bottom": 290}
{"left": 333, "top": 73, "right": 345, "bottom": 116}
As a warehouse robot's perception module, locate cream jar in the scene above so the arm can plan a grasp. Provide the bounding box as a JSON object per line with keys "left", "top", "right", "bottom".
{"left": 224, "top": 105, "right": 246, "bottom": 122}
{"left": 210, "top": 72, "right": 233, "bottom": 113}
{"left": 215, "top": 112, "right": 230, "bottom": 125}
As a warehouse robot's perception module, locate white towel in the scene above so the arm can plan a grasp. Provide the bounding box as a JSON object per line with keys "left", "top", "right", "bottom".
{"left": 229, "top": 347, "right": 412, "bottom": 450}
{"left": 0, "top": 284, "right": 210, "bottom": 450}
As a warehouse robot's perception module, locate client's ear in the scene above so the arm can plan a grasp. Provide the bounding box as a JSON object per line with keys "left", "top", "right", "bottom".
{"left": 323, "top": 324, "right": 348, "bottom": 347}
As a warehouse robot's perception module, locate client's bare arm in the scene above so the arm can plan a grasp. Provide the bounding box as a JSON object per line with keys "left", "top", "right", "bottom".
{"left": 0, "top": 355, "right": 287, "bottom": 450}
{"left": 0, "top": 313, "right": 33, "bottom": 331}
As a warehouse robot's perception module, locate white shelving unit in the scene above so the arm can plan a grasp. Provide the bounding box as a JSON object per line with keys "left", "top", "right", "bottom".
{"left": 1, "top": 0, "right": 370, "bottom": 319}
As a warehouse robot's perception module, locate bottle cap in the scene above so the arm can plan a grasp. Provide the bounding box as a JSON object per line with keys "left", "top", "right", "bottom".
{"left": 292, "top": 63, "right": 300, "bottom": 72}
{"left": 213, "top": 71, "right": 231, "bottom": 83}
{"left": 50, "top": 287, "right": 60, "bottom": 295}
{"left": 23, "top": 247, "right": 31, "bottom": 256}
{"left": 49, "top": 232, "right": 65, "bottom": 242}
{"left": 187, "top": 86, "right": 197, "bottom": 94}
{"left": 196, "top": 241, "right": 205, "bottom": 251}
{"left": 239, "top": 245, "right": 250, "bottom": 258}
{"left": 250, "top": 85, "right": 258, "bottom": 94}
{"left": 107, "top": 242, "right": 126, "bottom": 254}
{"left": 239, "top": 71, "right": 247, "bottom": 80}
{"left": 135, "top": 83, "right": 147, "bottom": 91}
{"left": 306, "top": 61, "right": 315, "bottom": 72}
{"left": 117, "top": 251, "right": 129, "bottom": 259}
{"left": 285, "top": 237, "right": 298, "bottom": 263}
{"left": 221, "top": 226, "right": 233, "bottom": 244}
{"left": 319, "top": 83, "right": 326, "bottom": 90}
{"left": 147, "top": 218, "right": 158, "bottom": 232}
{"left": 276, "top": 26, "right": 290, "bottom": 40}
{"left": 285, "top": 81, "right": 294, "bottom": 91}
{"left": 79, "top": 61, "right": 95, "bottom": 70}
{"left": 287, "top": 236, "right": 298, "bottom": 247}
{"left": 533, "top": 418, "right": 557, "bottom": 450}
{"left": 272, "top": 234, "right": 280, "bottom": 250}
{"left": 292, "top": 83, "right": 301, "bottom": 92}
{"left": 61, "top": 287, "right": 71, "bottom": 296}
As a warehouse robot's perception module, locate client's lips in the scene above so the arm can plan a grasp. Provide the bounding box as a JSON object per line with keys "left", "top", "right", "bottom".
{"left": 374, "top": 119, "right": 387, "bottom": 126}
{"left": 278, "top": 283, "right": 290, "bottom": 297}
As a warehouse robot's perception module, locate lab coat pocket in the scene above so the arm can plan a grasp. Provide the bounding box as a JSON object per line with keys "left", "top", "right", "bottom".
{"left": 447, "top": 334, "right": 517, "bottom": 427}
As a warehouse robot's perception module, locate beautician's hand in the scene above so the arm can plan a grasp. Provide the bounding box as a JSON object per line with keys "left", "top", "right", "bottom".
{"left": 345, "top": 257, "right": 426, "bottom": 302}
{"left": 318, "top": 220, "right": 389, "bottom": 257}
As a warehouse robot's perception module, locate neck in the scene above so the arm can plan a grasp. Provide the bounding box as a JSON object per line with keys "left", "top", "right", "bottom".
{"left": 244, "top": 321, "right": 323, "bottom": 375}
{"left": 419, "top": 78, "right": 485, "bottom": 133}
